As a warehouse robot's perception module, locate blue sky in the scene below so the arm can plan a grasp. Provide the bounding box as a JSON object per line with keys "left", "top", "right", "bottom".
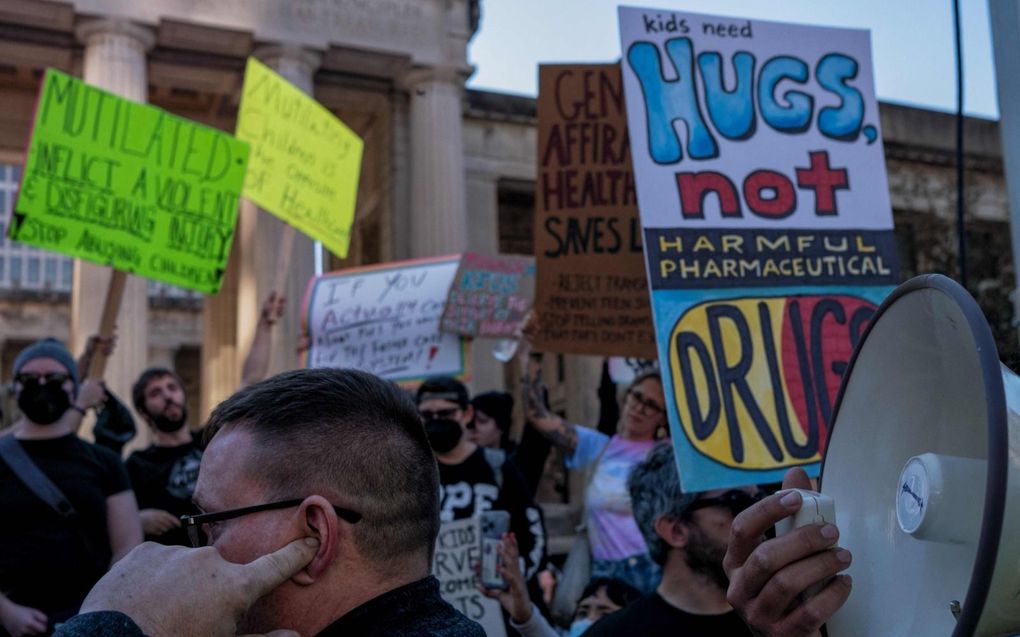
{"left": 467, "top": 0, "right": 998, "bottom": 119}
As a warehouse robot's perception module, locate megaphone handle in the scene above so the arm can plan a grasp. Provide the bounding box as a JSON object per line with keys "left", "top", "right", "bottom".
{"left": 774, "top": 489, "right": 838, "bottom": 599}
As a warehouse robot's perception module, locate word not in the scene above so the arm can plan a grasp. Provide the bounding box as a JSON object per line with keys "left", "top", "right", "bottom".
{"left": 675, "top": 150, "right": 848, "bottom": 220}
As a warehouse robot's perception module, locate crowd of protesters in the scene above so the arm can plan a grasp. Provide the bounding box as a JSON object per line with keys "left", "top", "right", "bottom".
{"left": 0, "top": 299, "right": 851, "bottom": 637}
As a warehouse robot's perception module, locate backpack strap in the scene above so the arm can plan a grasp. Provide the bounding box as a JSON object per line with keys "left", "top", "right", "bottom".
{"left": 0, "top": 434, "right": 77, "bottom": 518}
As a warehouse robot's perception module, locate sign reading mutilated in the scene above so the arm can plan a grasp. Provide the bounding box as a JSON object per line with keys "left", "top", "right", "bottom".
{"left": 441, "top": 252, "right": 535, "bottom": 338}
{"left": 10, "top": 69, "right": 249, "bottom": 293}
{"left": 534, "top": 64, "right": 656, "bottom": 359}
{"left": 303, "top": 255, "right": 468, "bottom": 383}
{"left": 237, "top": 57, "right": 364, "bottom": 259}
{"left": 618, "top": 9, "right": 897, "bottom": 490}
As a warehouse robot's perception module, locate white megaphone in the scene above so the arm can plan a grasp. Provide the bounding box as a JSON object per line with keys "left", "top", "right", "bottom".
{"left": 818, "top": 274, "right": 1020, "bottom": 636}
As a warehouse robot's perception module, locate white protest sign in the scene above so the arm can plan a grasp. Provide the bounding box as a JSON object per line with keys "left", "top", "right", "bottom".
{"left": 303, "top": 255, "right": 469, "bottom": 383}
{"left": 433, "top": 517, "right": 507, "bottom": 637}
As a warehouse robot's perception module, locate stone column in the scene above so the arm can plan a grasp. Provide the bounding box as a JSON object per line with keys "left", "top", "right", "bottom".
{"left": 72, "top": 19, "right": 154, "bottom": 433}
{"left": 464, "top": 169, "right": 502, "bottom": 394}
{"left": 404, "top": 67, "right": 469, "bottom": 257}
{"left": 200, "top": 45, "right": 320, "bottom": 417}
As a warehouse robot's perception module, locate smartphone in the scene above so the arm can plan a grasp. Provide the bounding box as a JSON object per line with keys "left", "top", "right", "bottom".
{"left": 480, "top": 510, "right": 511, "bottom": 589}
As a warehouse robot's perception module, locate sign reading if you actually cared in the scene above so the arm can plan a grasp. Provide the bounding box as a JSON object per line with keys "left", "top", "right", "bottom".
{"left": 10, "top": 69, "right": 249, "bottom": 294}
{"left": 303, "top": 255, "right": 468, "bottom": 384}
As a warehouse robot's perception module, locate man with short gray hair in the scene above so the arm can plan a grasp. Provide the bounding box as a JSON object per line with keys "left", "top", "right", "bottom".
{"left": 54, "top": 368, "right": 485, "bottom": 637}
{"left": 581, "top": 443, "right": 755, "bottom": 637}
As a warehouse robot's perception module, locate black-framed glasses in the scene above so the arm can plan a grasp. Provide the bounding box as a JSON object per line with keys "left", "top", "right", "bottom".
{"left": 419, "top": 407, "right": 461, "bottom": 421}
{"left": 682, "top": 490, "right": 761, "bottom": 518}
{"left": 627, "top": 389, "right": 665, "bottom": 415}
{"left": 15, "top": 372, "right": 71, "bottom": 386}
{"left": 180, "top": 498, "right": 362, "bottom": 548}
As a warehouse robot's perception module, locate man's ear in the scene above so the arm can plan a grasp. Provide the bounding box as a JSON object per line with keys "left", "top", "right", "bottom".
{"left": 654, "top": 514, "right": 688, "bottom": 551}
{"left": 291, "top": 495, "right": 342, "bottom": 585}
{"left": 462, "top": 404, "right": 475, "bottom": 425}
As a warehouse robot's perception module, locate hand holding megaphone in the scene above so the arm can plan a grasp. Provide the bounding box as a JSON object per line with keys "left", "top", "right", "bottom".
{"left": 723, "top": 467, "right": 853, "bottom": 637}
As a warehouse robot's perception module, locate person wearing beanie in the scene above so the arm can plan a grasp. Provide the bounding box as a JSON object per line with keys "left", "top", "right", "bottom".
{"left": 0, "top": 338, "right": 142, "bottom": 636}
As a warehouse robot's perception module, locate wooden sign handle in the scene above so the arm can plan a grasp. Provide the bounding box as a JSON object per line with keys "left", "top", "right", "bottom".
{"left": 271, "top": 224, "right": 296, "bottom": 297}
{"left": 86, "top": 270, "right": 127, "bottom": 380}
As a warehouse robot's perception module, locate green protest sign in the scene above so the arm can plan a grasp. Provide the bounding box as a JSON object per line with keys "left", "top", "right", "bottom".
{"left": 9, "top": 68, "right": 250, "bottom": 293}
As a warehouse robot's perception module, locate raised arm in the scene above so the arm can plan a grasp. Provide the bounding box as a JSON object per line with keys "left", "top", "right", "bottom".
{"left": 524, "top": 370, "right": 578, "bottom": 455}
{"left": 241, "top": 292, "right": 285, "bottom": 388}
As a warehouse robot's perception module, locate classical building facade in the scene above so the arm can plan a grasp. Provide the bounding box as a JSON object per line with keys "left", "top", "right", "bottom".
{"left": 0, "top": 0, "right": 1014, "bottom": 456}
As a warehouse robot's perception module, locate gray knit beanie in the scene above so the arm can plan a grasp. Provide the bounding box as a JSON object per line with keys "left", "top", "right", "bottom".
{"left": 14, "top": 338, "right": 80, "bottom": 396}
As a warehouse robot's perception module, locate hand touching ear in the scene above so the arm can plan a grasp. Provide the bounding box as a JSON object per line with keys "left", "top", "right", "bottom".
{"left": 78, "top": 538, "right": 319, "bottom": 637}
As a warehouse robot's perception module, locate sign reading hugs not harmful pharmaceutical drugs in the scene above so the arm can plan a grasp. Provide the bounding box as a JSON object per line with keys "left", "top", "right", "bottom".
{"left": 11, "top": 69, "right": 249, "bottom": 293}
{"left": 619, "top": 8, "right": 897, "bottom": 490}
{"left": 303, "top": 255, "right": 468, "bottom": 384}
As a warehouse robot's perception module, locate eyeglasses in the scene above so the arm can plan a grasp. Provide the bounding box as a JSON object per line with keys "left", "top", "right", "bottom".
{"left": 682, "top": 490, "right": 761, "bottom": 518}
{"left": 180, "top": 498, "right": 362, "bottom": 548}
{"left": 419, "top": 407, "right": 461, "bottom": 421}
{"left": 627, "top": 389, "right": 665, "bottom": 415}
{"left": 15, "top": 372, "right": 71, "bottom": 385}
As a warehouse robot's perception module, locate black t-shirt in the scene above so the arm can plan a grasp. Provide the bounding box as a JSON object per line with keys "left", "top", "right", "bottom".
{"left": 125, "top": 439, "right": 202, "bottom": 546}
{"left": 582, "top": 593, "right": 753, "bottom": 637}
{"left": 0, "top": 434, "right": 131, "bottom": 618}
{"left": 438, "top": 447, "right": 547, "bottom": 579}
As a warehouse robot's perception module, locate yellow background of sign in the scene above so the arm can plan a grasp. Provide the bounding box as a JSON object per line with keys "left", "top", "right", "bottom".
{"left": 236, "top": 57, "right": 363, "bottom": 258}
{"left": 669, "top": 297, "right": 822, "bottom": 470}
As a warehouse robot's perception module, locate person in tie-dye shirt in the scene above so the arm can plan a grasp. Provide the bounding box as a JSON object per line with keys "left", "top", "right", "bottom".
{"left": 528, "top": 371, "right": 667, "bottom": 594}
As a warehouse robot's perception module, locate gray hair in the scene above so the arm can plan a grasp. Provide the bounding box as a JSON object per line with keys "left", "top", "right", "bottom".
{"left": 628, "top": 443, "right": 698, "bottom": 565}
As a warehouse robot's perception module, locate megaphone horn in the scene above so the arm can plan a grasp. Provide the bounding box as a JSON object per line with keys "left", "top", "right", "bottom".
{"left": 820, "top": 274, "right": 1020, "bottom": 637}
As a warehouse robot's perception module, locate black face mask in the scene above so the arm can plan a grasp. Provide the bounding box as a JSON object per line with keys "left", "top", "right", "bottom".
{"left": 424, "top": 418, "right": 464, "bottom": 453}
{"left": 18, "top": 381, "right": 71, "bottom": 425}
{"left": 151, "top": 406, "right": 188, "bottom": 433}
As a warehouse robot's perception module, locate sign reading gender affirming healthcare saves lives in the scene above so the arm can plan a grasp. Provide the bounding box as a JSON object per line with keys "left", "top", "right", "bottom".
{"left": 303, "top": 256, "right": 468, "bottom": 383}
{"left": 441, "top": 252, "right": 535, "bottom": 338}
{"left": 10, "top": 69, "right": 249, "bottom": 293}
{"left": 534, "top": 64, "right": 656, "bottom": 359}
{"left": 432, "top": 518, "right": 507, "bottom": 637}
{"left": 237, "top": 57, "right": 363, "bottom": 259}
{"left": 619, "top": 8, "right": 897, "bottom": 490}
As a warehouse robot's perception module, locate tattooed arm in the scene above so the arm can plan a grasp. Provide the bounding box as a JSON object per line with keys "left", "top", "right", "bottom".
{"left": 524, "top": 371, "right": 579, "bottom": 455}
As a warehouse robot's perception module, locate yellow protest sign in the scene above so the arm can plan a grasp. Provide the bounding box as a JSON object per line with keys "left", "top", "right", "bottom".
{"left": 10, "top": 69, "right": 249, "bottom": 293}
{"left": 236, "top": 57, "right": 363, "bottom": 259}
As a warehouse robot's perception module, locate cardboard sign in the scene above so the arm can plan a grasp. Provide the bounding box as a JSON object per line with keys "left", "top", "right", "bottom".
{"left": 10, "top": 69, "right": 249, "bottom": 293}
{"left": 534, "top": 64, "right": 657, "bottom": 358}
{"left": 441, "top": 252, "right": 535, "bottom": 338}
{"left": 236, "top": 57, "right": 363, "bottom": 259}
{"left": 432, "top": 518, "right": 507, "bottom": 637}
{"left": 618, "top": 9, "right": 897, "bottom": 490}
{"left": 303, "top": 255, "right": 468, "bottom": 383}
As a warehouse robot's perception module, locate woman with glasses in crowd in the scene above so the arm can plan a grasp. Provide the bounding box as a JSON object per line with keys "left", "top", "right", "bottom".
{"left": 527, "top": 370, "right": 668, "bottom": 595}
